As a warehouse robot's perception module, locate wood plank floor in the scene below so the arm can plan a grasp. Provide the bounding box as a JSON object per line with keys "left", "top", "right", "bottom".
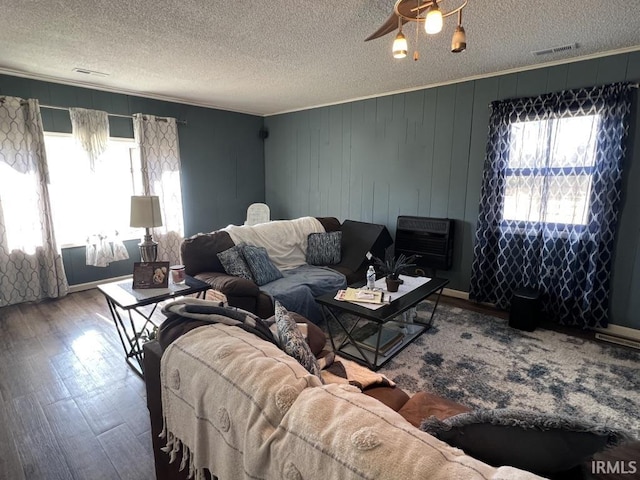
{"left": 0, "top": 288, "right": 156, "bottom": 480}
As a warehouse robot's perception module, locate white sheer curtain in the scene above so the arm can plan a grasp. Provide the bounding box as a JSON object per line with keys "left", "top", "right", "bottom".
{"left": 133, "top": 113, "right": 184, "bottom": 266}
{"left": 85, "top": 232, "right": 130, "bottom": 267}
{"left": 0, "top": 96, "right": 68, "bottom": 307}
{"left": 69, "top": 107, "right": 129, "bottom": 267}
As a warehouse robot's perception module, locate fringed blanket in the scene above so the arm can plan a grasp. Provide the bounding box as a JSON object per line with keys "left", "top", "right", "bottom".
{"left": 160, "top": 323, "right": 323, "bottom": 480}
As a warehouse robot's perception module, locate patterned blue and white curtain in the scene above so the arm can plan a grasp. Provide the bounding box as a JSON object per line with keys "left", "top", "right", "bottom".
{"left": 469, "top": 83, "right": 634, "bottom": 328}
{"left": 0, "top": 96, "right": 69, "bottom": 307}
{"left": 133, "top": 114, "right": 184, "bottom": 266}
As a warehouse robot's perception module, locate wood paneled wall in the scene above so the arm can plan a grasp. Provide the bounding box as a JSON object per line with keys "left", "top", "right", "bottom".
{"left": 0, "top": 74, "right": 265, "bottom": 286}
{"left": 265, "top": 52, "right": 640, "bottom": 329}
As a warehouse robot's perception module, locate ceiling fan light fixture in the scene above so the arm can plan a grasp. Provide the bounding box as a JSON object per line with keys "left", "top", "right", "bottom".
{"left": 451, "top": 10, "right": 466, "bottom": 52}
{"left": 451, "top": 25, "right": 466, "bottom": 52}
{"left": 379, "top": 0, "right": 468, "bottom": 60}
{"left": 393, "top": 31, "right": 408, "bottom": 58}
{"left": 425, "top": 3, "right": 443, "bottom": 34}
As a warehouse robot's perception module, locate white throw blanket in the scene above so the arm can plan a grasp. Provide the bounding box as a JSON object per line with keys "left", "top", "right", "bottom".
{"left": 224, "top": 216, "right": 324, "bottom": 270}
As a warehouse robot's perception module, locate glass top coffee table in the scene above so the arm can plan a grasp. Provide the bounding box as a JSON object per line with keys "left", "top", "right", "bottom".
{"left": 316, "top": 275, "right": 449, "bottom": 371}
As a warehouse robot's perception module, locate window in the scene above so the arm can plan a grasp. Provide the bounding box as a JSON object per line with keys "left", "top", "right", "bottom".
{"left": 502, "top": 114, "right": 599, "bottom": 227}
{"left": 471, "top": 83, "right": 632, "bottom": 327}
{"left": 44, "top": 133, "right": 142, "bottom": 246}
{"left": 0, "top": 162, "right": 44, "bottom": 253}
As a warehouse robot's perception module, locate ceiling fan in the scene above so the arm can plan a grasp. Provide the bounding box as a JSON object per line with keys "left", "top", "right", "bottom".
{"left": 366, "top": 0, "right": 468, "bottom": 59}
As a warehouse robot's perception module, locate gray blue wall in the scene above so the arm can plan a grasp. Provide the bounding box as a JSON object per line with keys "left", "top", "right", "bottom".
{"left": 0, "top": 74, "right": 265, "bottom": 286}
{"left": 264, "top": 52, "right": 640, "bottom": 329}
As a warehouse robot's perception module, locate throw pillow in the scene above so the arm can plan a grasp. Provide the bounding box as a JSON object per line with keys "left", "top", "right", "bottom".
{"left": 241, "top": 244, "right": 283, "bottom": 286}
{"left": 274, "top": 301, "right": 323, "bottom": 381}
{"left": 217, "top": 244, "right": 254, "bottom": 281}
{"left": 420, "top": 408, "right": 634, "bottom": 476}
{"left": 265, "top": 311, "right": 327, "bottom": 357}
{"left": 306, "top": 231, "right": 342, "bottom": 265}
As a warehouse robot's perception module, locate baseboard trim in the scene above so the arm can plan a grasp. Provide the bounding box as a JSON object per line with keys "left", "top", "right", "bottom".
{"left": 594, "top": 333, "right": 640, "bottom": 350}
{"left": 68, "top": 275, "right": 132, "bottom": 293}
{"left": 594, "top": 324, "right": 640, "bottom": 343}
{"left": 442, "top": 288, "right": 469, "bottom": 300}
{"left": 439, "top": 288, "right": 640, "bottom": 346}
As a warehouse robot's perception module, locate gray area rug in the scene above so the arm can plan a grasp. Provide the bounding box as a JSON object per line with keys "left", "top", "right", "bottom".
{"left": 329, "top": 301, "right": 640, "bottom": 437}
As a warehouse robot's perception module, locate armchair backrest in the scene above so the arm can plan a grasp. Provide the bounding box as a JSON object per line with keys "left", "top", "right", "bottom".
{"left": 180, "top": 231, "right": 235, "bottom": 276}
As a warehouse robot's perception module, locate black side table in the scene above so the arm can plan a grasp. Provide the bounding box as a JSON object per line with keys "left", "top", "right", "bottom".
{"left": 98, "top": 275, "right": 211, "bottom": 376}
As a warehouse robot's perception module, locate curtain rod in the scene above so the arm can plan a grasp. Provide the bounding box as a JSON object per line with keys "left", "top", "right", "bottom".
{"left": 39, "top": 103, "right": 187, "bottom": 126}
{"left": 487, "top": 83, "right": 639, "bottom": 108}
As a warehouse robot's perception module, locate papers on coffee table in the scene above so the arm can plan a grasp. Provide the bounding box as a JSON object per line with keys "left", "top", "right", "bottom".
{"left": 335, "top": 288, "right": 384, "bottom": 304}
{"left": 335, "top": 275, "right": 431, "bottom": 310}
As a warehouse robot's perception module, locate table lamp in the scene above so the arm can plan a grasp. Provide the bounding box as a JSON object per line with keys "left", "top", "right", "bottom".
{"left": 130, "top": 195, "right": 163, "bottom": 261}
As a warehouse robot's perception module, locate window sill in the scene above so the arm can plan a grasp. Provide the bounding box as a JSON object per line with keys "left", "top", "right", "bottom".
{"left": 60, "top": 237, "right": 139, "bottom": 249}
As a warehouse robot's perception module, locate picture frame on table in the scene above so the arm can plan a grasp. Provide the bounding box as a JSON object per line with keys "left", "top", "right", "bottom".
{"left": 132, "top": 261, "right": 170, "bottom": 289}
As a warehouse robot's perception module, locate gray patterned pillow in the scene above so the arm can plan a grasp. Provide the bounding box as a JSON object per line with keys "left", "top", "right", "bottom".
{"left": 217, "top": 244, "right": 254, "bottom": 281}
{"left": 275, "top": 301, "right": 322, "bottom": 380}
{"left": 306, "top": 231, "right": 342, "bottom": 265}
{"left": 242, "top": 244, "right": 283, "bottom": 286}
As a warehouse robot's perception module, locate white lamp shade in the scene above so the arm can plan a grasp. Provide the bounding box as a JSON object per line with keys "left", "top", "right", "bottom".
{"left": 425, "top": 7, "right": 443, "bottom": 34}
{"left": 130, "top": 196, "right": 163, "bottom": 228}
{"left": 393, "top": 32, "right": 408, "bottom": 58}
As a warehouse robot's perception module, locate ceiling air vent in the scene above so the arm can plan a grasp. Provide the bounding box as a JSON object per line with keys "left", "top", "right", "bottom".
{"left": 532, "top": 43, "right": 578, "bottom": 56}
{"left": 72, "top": 67, "right": 109, "bottom": 77}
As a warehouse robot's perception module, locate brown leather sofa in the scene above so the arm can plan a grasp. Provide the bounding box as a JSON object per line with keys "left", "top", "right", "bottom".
{"left": 180, "top": 217, "right": 393, "bottom": 318}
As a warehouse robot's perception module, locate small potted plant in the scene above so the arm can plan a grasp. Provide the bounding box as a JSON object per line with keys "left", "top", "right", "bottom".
{"left": 373, "top": 249, "right": 418, "bottom": 292}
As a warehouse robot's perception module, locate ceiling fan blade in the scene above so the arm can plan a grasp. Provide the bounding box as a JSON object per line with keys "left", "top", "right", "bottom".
{"left": 365, "top": 1, "right": 429, "bottom": 42}
{"left": 365, "top": 12, "right": 403, "bottom": 41}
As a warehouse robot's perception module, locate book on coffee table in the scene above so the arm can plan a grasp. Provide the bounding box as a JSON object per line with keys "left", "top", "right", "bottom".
{"left": 352, "top": 325, "right": 404, "bottom": 355}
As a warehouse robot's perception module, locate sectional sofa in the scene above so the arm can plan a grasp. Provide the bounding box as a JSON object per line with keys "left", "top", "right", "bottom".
{"left": 180, "top": 216, "right": 393, "bottom": 322}
{"left": 143, "top": 307, "right": 544, "bottom": 480}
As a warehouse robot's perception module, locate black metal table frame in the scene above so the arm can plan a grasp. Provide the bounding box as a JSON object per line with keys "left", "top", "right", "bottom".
{"left": 99, "top": 277, "right": 210, "bottom": 377}
{"left": 319, "top": 277, "right": 448, "bottom": 371}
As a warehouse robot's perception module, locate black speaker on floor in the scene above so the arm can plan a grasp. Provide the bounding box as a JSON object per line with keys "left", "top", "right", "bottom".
{"left": 509, "top": 288, "right": 541, "bottom": 332}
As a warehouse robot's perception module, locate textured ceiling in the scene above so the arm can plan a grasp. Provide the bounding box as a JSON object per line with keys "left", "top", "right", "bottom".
{"left": 1, "top": 0, "right": 639, "bottom": 116}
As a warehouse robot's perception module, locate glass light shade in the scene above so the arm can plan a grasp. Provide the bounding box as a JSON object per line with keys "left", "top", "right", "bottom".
{"left": 393, "top": 32, "right": 408, "bottom": 58}
{"left": 451, "top": 25, "right": 466, "bottom": 52}
{"left": 425, "top": 5, "right": 443, "bottom": 34}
